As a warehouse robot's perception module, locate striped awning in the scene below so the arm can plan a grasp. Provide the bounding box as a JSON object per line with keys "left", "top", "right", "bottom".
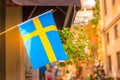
{"left": 11, "top": 0, "right": 81, "bottom": 6}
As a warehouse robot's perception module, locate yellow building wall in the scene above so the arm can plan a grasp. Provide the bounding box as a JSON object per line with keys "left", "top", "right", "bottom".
{"left": 106, "top": 20, "right": 120, "bottom": 78}
{"left": 100, "top": 0, "right": 120, "bottom": 79}
{"left": 5, "top": 0, "right": 25, "bottom": 80}
{"left": 101, "top": 0, "right": 120, "bottom": 29}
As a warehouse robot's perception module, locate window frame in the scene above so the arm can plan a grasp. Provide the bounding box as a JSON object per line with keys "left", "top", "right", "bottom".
{"left": 114, "top": 25, "right": 119, "bottom": 39}
{"left": 108, "top": 55, "right": 112, "bottom": 71}
{"left": 104, "top": 0, "right": 107, "bottom": 14}
{"left": 117, "top": 52, "right": 120, "bottom": 69}
{"left": 106, "top": 32, "right": 109, "bottom": 44}
{"left": 112, "top": 0, "right": 115, "bottom": 5}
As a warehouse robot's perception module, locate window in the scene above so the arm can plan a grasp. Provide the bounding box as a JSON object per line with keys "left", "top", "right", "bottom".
{"left": 106, "top": 32, "right": 109, "bottom": 43}
{"left": 104, "top": 0, "right": 107, "bottom": 14}
{"left": 114, "top": 25, "right": 119, "bottom": 38}
{"left": 108, "top": 56, "right": 112, "bottom": 71}
{"left": 112, "top": 0, "right": 115, "bottom": 5}
{"left": 117, "top": 52, "right": 120, "bottom": 69}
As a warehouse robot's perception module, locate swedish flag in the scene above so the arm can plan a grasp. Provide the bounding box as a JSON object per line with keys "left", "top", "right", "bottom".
{"left": 18, "top": 11, "right": 68, "bottom": 70}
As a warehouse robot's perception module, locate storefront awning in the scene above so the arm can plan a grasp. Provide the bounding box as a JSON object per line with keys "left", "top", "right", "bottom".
{"left": 11, "top": 0, "right": 81, "bottom": 7}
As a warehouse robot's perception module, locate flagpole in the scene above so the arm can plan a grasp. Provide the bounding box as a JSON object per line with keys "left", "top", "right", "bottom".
{"left": 0, "top": 9, "right": 53, "bottom": 36}
{"left": 0, "top": 25, "right": 18, "bottom": 36}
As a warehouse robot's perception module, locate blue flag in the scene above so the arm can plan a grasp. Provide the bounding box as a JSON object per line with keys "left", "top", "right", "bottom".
{"left": 18, "top": 10, "right": 68, "bottom": 70}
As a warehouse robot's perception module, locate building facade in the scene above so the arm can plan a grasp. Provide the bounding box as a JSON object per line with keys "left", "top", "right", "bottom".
{"left": 1, "top": 0, "right": 40, "bottom": 80}
{"left": 0, "top": 0, "right": 6, "bottom": 80}
{"left": 5, "top": 0, "right": 25, "bottom": 80}
{"left": 100, "top": 0, "right": 120, "bottom": 79}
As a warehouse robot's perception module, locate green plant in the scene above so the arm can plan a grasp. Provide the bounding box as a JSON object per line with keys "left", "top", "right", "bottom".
{"left": 58, "top": 27, "right": 94, "bottom": 71}
{"left": 58, "top": 0, "right": 102, "bottom": 76}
